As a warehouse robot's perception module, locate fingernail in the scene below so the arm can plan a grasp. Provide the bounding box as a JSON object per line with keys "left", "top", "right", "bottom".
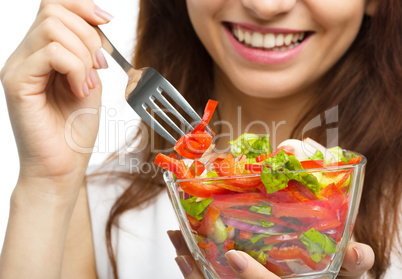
{"left": 167, "top": 231, "right": 182, "bottom": 251}
{"left": 83, "top": 81, "right": 90, "bottom": 97}
{"left": 175, "top": 256, "right": 193, "bottom": 277}
{"left": 94, "top": 6, "right": 113, "bottom": 22}
{"left": 353, "top": 246, "right": 362, "bottom": 266}
{"left": 225, "top": 250, "right": 247, "bottom": 272}
{"left": 89, "top": 69, "right": 99, "bottom": 88}
{"left": 96, "top": 49, "right": 109, "bottom": 69}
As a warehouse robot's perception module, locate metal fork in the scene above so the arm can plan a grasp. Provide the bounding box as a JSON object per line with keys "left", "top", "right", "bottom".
{"left": 95, "top": 26, "right": 207, "bottom": 145}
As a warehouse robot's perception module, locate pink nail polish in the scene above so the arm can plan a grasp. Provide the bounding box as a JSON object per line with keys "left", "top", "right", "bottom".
{"left": 83, "top": 81, "right": 90, "bottom": 97}
{"left": 94, "top": 6, "right": 113, "bottom": 22}
{"left": 175, "top": 256, "right": 193, "bottom": 277}
{"left": 89, "top": 69, "right": 99, "bottom": 88}
{"left": 96, "top": 49, "right": 109, "bottom": 69}
{"left": 352, "top": 247, "right": 362, "bottom": 266}
{"left": 226, "top": 250, "right": 247, "bottom": 272}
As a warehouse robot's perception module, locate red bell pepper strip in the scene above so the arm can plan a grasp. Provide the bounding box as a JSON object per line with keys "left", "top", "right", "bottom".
{"left": 347, "top": 156, "right": 362, "bottom": 165}
{"left": 154, "top": 154, "right": 230, "bottom": 198}
{"left": 301, "top": 160, "right": 325, "bottom": 169}
{"left": 198, "top": 238, "right": 220, "bottom": 259}
{"left": 220, "top": 208, "right": 302, "bottom": 231}
{"left": 222, "top": 239, "right": 235, "bottom": 254}
{"left": 335, "top": 170, "right": 352, "bottom": 188}
{"left": 186, "top": 213, "right": 201, "bottom": 230}
{"left": 214, "top": 154, "right": 261, "bottom": 189}
{"left": 212, "top": 193, "right": 267, "bottom": 209}
{"left": 320, "top": 183, "right": 344, "bottom": 209}
{"left": 198, "top": 205, "right": 221, "bottom": 236}
{"left": 189, "top": 160, "right": 206, "bottom": 177}
{"left": 268, "top": 246, "right": 318, "bottom": 270}
{"left": 174, "top": 100, "right": 218, "bottom": 159}
{"left": 244, "top": 164, "right": 263, "bottom": 172}
{"left": 271, "top": 201, "right": 336, "bottom": 220}
{"left": 286, "top": 180, "right": 318, "bottom": 202}
{"left": 263, "top": 233, "right": 301, "bottom": 245}
{"left": 238, "top": 230, "right": 253, "bottom": 239}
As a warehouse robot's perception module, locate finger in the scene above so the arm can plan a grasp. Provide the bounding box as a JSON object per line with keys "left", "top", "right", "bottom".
{"left": 20, "top": 17, "right": 93, "bottom": 87}
{"left": 167, "top": 230, "right": 191, "bottom": 256}
{"left": 39, "top": 0, "right": 113, "bottom": 25}
{"left": 175, "top": 256, "right": 205, "bottom": 279}
{"left": 338, "top": 242, "right": 375, "bottom": 277}
{"left": 225, "top": 250, "right": 280, "bottom": 279}
{"left": 35, "top": 3, "right": 107, "bottom": 69}
{"left": 14, "top": 42, "right": 88, "bottom": 98}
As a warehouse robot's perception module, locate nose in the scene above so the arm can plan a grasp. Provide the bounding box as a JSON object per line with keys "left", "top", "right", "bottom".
{"left": 241, "top": 0, "right": 297, "bottom": 19}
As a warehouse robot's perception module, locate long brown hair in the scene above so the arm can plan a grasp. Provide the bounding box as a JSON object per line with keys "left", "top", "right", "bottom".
{"left": 102, "top": 0, "right": 402, "bottom": 278}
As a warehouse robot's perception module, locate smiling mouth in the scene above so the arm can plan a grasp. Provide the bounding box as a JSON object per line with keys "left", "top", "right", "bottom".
{"left": 228, "top": 23, "right": 310, "bottom": 51}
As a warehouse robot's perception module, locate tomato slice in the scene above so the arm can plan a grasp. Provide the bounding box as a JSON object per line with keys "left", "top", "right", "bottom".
{"left": 268, "top": 245, "right": 317, "bottom": 270}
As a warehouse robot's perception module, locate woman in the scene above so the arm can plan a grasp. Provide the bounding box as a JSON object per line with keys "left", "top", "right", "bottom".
{"left": 0, "top": 0, "right": 400, "bottom": 279}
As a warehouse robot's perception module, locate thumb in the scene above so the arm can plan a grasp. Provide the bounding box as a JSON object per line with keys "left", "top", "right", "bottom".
{"left": 339, "top": 242, "right": 375, "bottom": 277}
{"left": 225, "top": 250, "right": 280, "bottom": 279}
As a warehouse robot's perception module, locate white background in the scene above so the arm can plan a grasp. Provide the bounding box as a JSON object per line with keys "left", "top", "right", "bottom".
{"left": 0, "top": 0, "right": 140, "bottom": 252}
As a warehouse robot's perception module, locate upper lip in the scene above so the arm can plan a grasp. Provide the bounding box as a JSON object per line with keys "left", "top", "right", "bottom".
{"left": 225, "top": 21, "right": 309, "bottom": 34}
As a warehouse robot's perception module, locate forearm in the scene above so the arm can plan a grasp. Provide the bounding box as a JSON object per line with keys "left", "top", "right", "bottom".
{"left": 0, "top": 180, "right": 78, "bottom": 279}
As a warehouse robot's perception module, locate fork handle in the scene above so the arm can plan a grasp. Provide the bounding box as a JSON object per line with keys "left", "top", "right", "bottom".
{"left": 94, "top": 26, "right": 133, "bottom": 73}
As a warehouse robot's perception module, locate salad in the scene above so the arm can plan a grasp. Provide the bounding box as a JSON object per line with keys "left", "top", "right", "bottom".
{"left": 154, "top": 100, "right": 363, "bottom": 278}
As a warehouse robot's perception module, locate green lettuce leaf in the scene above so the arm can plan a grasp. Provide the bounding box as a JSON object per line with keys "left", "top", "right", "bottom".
{"left": 307, "top": 150, "right": 324, "bottom": 161}
{"left": 229, "top": 134, "right": 272, "bottom": 158}
{"left": 261, "top": 150, "right": 321, "bottom": 194}
{"left": 299, "top": 228, "right": 338, "bottom": 263}
{"left": 180, "top": 197, "right": 213, "bottom": 220}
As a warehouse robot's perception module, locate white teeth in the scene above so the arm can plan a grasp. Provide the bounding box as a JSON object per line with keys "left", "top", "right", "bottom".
{"left": 244, "top": 31, "right": 252, "bottom": 45}
{"left": 238, "top": 29, "right": 245, "bottom": 42}
{"left": 284, "top": 34, "right": 293, "bottom": 46}
{"left": 275, "top": 34, "right": 284, "bottom": 47}
{"left": 231, "top": 26, "right": 307, "bottom": 51}
{"left": 251, "top": 32, "right": 264, "bottom": 48}
{"left": 292, "top": 33, "right": 299, "bottom": 43}
{"left": 263, "top": 33, "right": 275, "bottom": 48}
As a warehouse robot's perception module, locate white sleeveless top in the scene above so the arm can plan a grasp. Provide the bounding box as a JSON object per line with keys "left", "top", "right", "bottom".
{"left": 86, "top": 169, "right": 182, "bottom": 279}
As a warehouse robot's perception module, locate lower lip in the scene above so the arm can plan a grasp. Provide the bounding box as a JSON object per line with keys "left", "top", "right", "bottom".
{"left": 224, "top": 26, "right": 311, "bottom": 65}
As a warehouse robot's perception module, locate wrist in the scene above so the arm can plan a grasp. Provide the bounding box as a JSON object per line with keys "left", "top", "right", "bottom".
{"left": 11, "top": 176, "right": 84, "bottom": 212}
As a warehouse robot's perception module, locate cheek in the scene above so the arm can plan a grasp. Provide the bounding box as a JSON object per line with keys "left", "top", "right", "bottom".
{"left": 312, "top": 1, "right": 366, "bottom": 35}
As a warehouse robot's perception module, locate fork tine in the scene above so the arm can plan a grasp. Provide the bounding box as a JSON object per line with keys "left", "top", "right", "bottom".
{"left": 137, "top": 105, "right": 177, "bottom": 145}
{"left": 157, "top": 83, "right": 202, "bottom": 123}
{"left": 146, "top": 97, "right": 186, "bottom": 137}
{"left": 152, "top": 92, "right": 193, "bottom": 131}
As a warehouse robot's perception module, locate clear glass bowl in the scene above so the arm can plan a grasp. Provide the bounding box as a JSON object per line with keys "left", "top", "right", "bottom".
{"left": 164, "top": 151, "right": 366, "bottom": 279}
